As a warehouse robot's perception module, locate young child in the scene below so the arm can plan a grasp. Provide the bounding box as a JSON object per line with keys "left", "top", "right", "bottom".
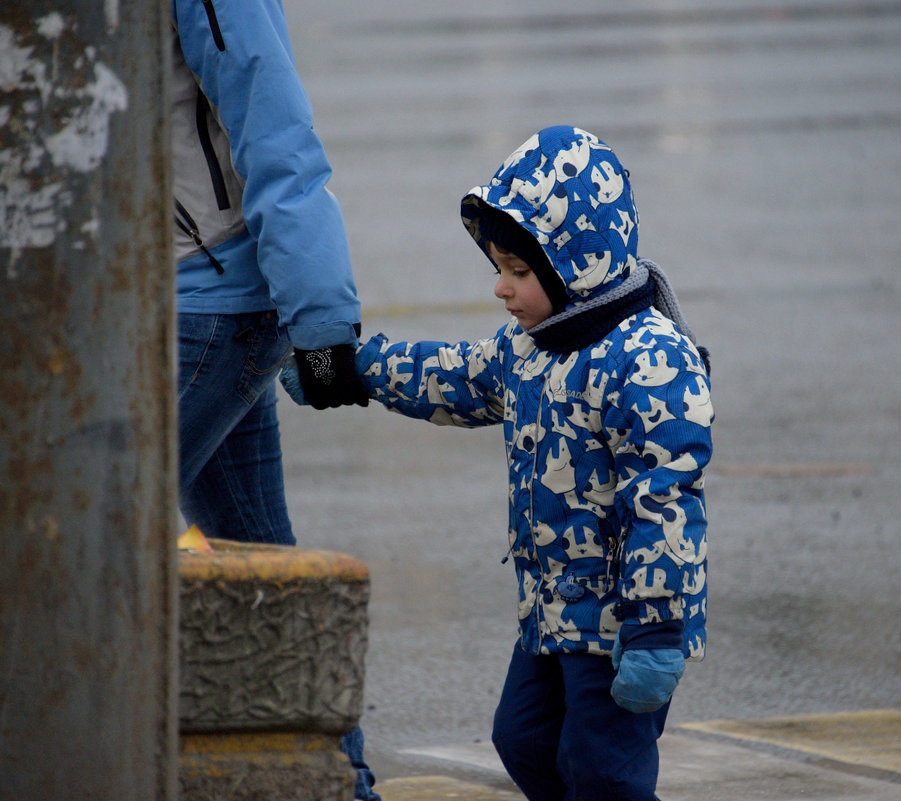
{"left": 283, "top": 125, "right": 713, "bottom": 801}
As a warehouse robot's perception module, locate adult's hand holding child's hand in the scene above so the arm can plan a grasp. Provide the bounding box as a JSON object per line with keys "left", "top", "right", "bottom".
{"left": 290, "top": 345, "right": 369, "bottom": 409}
{"left": 611, "top": 623, "right": 684, "bottom": 714}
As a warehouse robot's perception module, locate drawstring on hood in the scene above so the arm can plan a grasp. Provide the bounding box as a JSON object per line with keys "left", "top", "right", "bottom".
{"left": 461, "top": 125, "right": 709, "bottom": 370}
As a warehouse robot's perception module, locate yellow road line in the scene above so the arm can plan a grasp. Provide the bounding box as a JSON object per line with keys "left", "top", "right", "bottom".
{"left": 678, "top": 709, "right": 901, "bottom": 776}
{"left": 363, "top": 301, "right": 500, "bottom": 319}
{"left": 378, "top": 775, "right": 523, "bottom": 801}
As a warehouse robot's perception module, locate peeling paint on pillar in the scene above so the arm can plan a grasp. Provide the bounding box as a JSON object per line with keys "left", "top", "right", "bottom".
{"left": 0, "top": 1, "right": 176, "bottom": 799}
{"left": 1, "top": 15, "right": 127, "bottom": 262}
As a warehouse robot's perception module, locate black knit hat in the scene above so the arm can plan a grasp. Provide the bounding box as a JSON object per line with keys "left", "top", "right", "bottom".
{"left": 478, "top": 205, "right": 570, "bottom": 313}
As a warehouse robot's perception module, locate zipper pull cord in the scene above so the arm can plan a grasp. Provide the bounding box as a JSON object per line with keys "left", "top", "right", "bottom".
{"left": 605, "top": 536, "right": 618, "bottom": 590}
{"left": 174, "top": 200, "right": 224, "bottom": 275}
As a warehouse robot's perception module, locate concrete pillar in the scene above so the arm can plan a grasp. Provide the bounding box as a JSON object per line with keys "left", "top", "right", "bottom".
{"left": 178, "top": 540, "right": 370, "bottom": 801}
{"left": 0, "top": 1, "right": 176, "bottom": 799}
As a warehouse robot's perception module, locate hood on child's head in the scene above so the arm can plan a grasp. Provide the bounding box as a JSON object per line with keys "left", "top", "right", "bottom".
{"left": 461, "top": 125, "right": 639, "bottom": 308}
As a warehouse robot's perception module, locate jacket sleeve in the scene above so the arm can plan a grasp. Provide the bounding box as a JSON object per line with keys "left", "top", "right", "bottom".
{"left": 355, "top": 332, "right": 507, "bottom": 427}
{"left": 172, "top": 0, "right": 360, "bottom": 349}
{"left": 604, "top": 337, "right": 713, "bottom": 625}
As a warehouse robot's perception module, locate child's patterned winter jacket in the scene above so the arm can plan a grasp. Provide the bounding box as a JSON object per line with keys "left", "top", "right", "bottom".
{"left": 357, "top": 126, "right": 713, "bottom": 659}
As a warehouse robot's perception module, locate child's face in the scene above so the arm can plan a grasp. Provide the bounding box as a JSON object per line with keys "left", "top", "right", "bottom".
{"left": 488, "top": 241, "right": 555, "bottom": 330}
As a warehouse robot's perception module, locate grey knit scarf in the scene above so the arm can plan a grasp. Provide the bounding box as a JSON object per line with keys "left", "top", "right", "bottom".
{"left": 528, "top": 258, "right": 710, "bottom": 371}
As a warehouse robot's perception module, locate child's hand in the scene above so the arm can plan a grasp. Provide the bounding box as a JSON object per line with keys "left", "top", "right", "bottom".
{"left": 280, "top": 359, "right": 307, "bottom": 405}
{"left": 611, "top": 630, "right": 684, "bottom": 714}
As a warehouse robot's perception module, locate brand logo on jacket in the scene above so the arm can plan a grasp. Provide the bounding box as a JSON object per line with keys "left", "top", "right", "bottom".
{"left": 549, "top": 384, "right": 588, "bottom": 402}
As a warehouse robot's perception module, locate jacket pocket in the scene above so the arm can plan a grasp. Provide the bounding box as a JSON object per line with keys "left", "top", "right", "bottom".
{"left": 194, "top": 90, "right": 230, "bottom": 210}
{"left": 174, "top": 198, "right": 224, "bottom": 274}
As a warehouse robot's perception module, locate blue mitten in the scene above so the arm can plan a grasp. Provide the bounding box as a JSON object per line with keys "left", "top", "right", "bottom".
{"left": 611, "top": 625, "right": 684, "bottom": 714}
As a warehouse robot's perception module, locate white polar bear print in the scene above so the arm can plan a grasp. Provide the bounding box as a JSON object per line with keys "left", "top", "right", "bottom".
{"left": 630, "top": 350, "right": 680, "bottom": 386}
{"left": 574, "top": 213, "right": 597, "bottom": 232}
{"left": 683, "top": 375, "right": 714, "bottom": 426}
{"left": 570, "top": 250, "right": 612, "bottom": 293}
{"left": 553, "top": 138, "right": 592, "bottom": 182}
{"left": 610, "top": 209, "right": 636, "bottom": 248}
{"left": 540, "top": 438, "right": 577, "bottom": 493}
{"left": 629, "top": 566, "right": 673, "bottom": 597}
{"left": 499, "top": 133, "right": 541, "bottom": 174}
{"left": 533, "top": 520, "right": 558, "bottom": 547}
{"left": 589, "top": 161, "right": 624, "bottom": 206}
{"left": 499, "top": 173, "right": 554, "bottom": 212}
{"left": 682, "top": 563, "right": 707, "bottom": 594}
{"left": 630, "top": 394, "right": 677, "bottom": 433}
{"left": 535, "top": 188, "right": 569, "bottom": 233}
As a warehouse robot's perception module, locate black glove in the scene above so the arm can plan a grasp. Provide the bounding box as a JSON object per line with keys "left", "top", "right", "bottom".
{"left": 294, "top": 345, "right": 369, "bottom": 410}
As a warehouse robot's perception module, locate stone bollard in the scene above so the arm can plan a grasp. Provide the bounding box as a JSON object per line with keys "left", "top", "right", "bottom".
{"left": 178, "top": 539, "right": 370, "bottom": 801}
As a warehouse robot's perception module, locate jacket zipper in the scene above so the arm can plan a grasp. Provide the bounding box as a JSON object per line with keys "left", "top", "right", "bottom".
{"left": 201, "top": 0, "right": 226, "bottom": 51}
{"left": 174, "top": 198, "right": 225, "bottom": 274}
{"left": 195, "top": 90, "right": 231, "bottom": 211}
{"left": 502, "top": 367, "right": 527, "bottom": 565}
{"left": 605, "top": 536, "right": 618, "bottom": 591}
{"left": 531, "top": 370, "right": 550, "bottom": 649}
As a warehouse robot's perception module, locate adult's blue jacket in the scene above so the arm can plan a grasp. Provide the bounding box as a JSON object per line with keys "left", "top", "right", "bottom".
{"left": 170, "top": 0, "right": 361, "bottom": 349}
{"left": 356, "top": 127, "right": 713, "bottom": 659}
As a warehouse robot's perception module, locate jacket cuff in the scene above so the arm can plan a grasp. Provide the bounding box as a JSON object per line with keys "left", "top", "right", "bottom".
{"left": 619, "top": 619, "right": 684, "bottom": 652}
{"left": 613, "top": 598, "right": 681, "bottom": 623}
{"left": 287, "top": 320, "right": 360, "bottom": 350}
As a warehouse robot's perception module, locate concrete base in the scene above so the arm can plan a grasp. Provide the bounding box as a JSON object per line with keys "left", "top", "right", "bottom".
{"left": 179, "top": 732, "right": 355, "bottom": 801}
{"left": 177, "top": 540, "right": 370, "bottom": 800}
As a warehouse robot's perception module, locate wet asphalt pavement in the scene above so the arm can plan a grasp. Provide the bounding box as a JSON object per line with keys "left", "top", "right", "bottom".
{"left": 274, "top": 0, "right": 901, "bottom": 790}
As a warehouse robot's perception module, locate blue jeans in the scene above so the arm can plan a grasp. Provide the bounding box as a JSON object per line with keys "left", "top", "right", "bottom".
{"left": 178, "top": 310, "right": 295, "bottom": 544}
{"left": 178, "top": 311, "right": 381, "bottom": 800}
{"left": 492, "top": 644, "right": 669, "bottom": 801}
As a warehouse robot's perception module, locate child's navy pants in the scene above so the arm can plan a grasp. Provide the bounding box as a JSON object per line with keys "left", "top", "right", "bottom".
{"left": 492, "top": 644, "right": 670, "bottom": 801}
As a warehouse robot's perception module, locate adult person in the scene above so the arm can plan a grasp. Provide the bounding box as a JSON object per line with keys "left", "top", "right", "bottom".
{"left": 170, "top": 1, "right": 376, "bottom": 798}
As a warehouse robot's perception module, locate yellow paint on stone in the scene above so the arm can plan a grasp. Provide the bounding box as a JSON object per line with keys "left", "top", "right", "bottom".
{"left": 178, "top": 537, "right": 369, "bottom": 584}
{"left": 181, "top": 732, "right": 336, "bottom": 755}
